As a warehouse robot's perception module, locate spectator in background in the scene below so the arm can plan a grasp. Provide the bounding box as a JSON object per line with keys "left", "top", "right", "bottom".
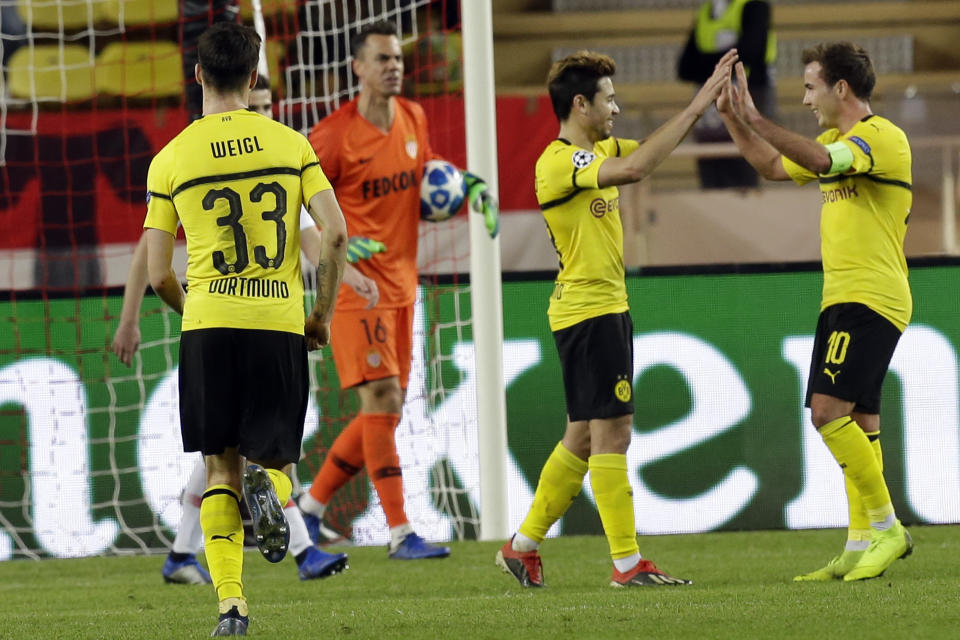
{"left": 678, "top": 0, "right": 776, "bottom": 189}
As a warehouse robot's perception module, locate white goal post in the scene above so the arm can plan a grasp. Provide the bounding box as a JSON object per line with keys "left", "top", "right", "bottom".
{"left": 461, "top": 0, "right": 510, "bottom": 541}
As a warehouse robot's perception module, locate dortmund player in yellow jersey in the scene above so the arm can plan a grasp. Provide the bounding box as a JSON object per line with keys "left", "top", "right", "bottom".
{"left": 144, "top": 23, "right": 347, "bottom": 636}
{"left": 717, "top": 42, "right": 913, "bottom": 581}
{"left": 496, "top": 49, "right": 737, "bottom": 588}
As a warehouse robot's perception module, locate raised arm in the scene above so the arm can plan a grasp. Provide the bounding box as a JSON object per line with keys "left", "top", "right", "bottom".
{"left": 598, "top": 49, "right": 738, "bottom": 187}
{"left": 145, "top": 227, "right": 185, "bottom": 316}
{"left": 304, "top": 190, "right": 347, "bottom": 351}
{"left": 728, "top": 62, "right": 831, "bottom": 176}
{"left": 716, "top": 80, "right": 790, "bottom": 181}
{"left": 111, "top": 233, "right": 149, "bottom": 365}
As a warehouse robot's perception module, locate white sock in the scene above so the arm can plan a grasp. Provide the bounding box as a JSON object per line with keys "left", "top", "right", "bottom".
{"left": 511, "top": 532, "right": 538, "bottom": 553}
{"left": 390, "top": 523, "right": 414, "bottom": 548}
{"left": 298, "top": 491, "right": 327, "bottom": 519}
{"left": 613, "top": 552, "right": 641, "bottom": 573}
{"left": 172, "top": 458, "right": 206, "bottom": 555}
{"left": 845, "top": 539, "right": 870, "bottom": 552}
{"left": 871, "top": 514, "right": 897, "bottom": 531}
{"left": 285, "top": 504, "right": 312, "bottom": 557}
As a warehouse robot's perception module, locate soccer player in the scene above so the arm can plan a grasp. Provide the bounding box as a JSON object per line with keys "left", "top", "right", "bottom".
{"left": 143, "top": 23, "right": 347, "bottom": 636}
{"left": 496, "top": 49, "right": 736, "bottom": 588}
{"left": 296, "top": 20, "right": 498, "bottom": 559}
{"left": 716, "top": 42, "right": 913, "bottom": 581}
{"left": 112, "top": 75, "right": 351, "bottom": 585}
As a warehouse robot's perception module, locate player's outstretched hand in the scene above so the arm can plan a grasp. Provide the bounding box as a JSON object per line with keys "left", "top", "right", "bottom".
{"left": 346, "top": 236, "right": 386, "bottom": 264}
{"left": 343, "top": 265, "right": 380, "bottom": 309}
{"left": 305, "top": 312, "right": 331, "bottom": 351}
{"left": 692, "top": 49, "right": 738, "bottom": 115}
{"left": 730, "top": 61, "right": 759, "bottom": 123}
{"left": 111, "top": 322, "right": 141, "bottom": 366}
{"left": 463, "top": 171, "right": 500, "bottom": 238}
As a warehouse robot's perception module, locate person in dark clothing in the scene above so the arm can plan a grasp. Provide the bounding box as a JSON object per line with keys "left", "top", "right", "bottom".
{"left": 678, "top": 0, "right": 776, "bottom": 188}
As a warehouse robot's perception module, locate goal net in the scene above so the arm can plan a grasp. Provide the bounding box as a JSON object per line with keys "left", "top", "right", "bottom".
{"left": 0, "top": 0, "right": 480, "bottom": 560}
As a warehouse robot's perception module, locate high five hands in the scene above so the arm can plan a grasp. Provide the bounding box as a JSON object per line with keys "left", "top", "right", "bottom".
{"left": 691, "top": 49, "right": 739, "bottom": 116}
{"left": 717, "top": 61, "right": 759, "bottom": 124}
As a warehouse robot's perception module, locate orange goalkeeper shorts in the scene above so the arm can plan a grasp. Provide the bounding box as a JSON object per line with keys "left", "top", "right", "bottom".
{"left": 330, "top": 304, "right": 414, "bottom": 390}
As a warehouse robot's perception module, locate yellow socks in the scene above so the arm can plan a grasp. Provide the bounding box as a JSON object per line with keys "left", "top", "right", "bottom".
{"left": 266, "top": 468, "right": 293, "bottom": 507}
{"left": 517, "top": 442, "right": 588, "bottom": 543}
{"left": 201, "top": 485, "right": 244, "bottom": 601}
{"left": 589, "top": 453, "right": 639, "bottom": 561}
{"left": 820, "top": 418, "right": 894, "bottom": 525}
{"left": 846, "top": 432, "right": 883, "bottom": 544}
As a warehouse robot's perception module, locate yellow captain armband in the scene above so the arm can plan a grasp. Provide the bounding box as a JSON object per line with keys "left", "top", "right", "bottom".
{"left": 824, "top": 141, "right": 854, "bottom": 175}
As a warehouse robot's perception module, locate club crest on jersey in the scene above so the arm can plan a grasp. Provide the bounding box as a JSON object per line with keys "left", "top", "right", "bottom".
{"left": 405, "top": 139, "right": 418, "bottom": 159}
{"left": 366, "top": 349, "right": 382, "bottom": 368}
{"left": 614, "top": 378, "right": 632, "bottom": 403}
{"left": 571, "top": 150, "right": 595, "bottom": 169}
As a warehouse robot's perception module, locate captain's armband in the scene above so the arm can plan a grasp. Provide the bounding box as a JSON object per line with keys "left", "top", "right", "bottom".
{"left": 824, "top": 141, "right": 854, "bottom": 175}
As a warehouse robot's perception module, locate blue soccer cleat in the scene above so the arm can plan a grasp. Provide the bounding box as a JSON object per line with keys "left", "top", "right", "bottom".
{"left": 297, "top": 546, "right": 349, "bottom": 581}
{"left": 162, "top": 553, "right": 212, "bottom": 584}
{"left": 302, "top": 512, "right": 353, "bottom": 547}
{"left": 242, "top": 464, "right": 289, "bottom": 563}
{"left": 388, "top": 533, "right": 451, "bottom": 560}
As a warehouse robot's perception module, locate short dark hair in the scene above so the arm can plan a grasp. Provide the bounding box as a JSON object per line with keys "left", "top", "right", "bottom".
{"left": 547, "top": 51, "right": 616, "bottom": 122}
{"left": 801, "top": 42, "right": 876, "bottom": 100}
{"left": 253, "top": 74, "right": 270, "bottom": 91}
{"left": 197, "top": 22, "right": 261, "bottom": 93}
{"left": 350, "top": 20, "right": 398, "bottom": 58}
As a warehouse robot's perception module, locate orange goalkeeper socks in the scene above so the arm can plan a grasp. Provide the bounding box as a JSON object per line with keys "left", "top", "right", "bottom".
{"left": 308, "top": 414, "right": 366, "bottom": 505}
{"left": 363, "top": 412, "right": 408, "bottom": 528}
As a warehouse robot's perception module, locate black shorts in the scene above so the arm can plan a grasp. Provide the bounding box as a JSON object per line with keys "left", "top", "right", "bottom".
{"left": 179, "top": 328, "right": 308, "bottom": 465}
{"left": 805, "top": 303, "right": 902, "bottom": 414}
{"left": 552, "top": 311, "right": 634, "bottom": 422}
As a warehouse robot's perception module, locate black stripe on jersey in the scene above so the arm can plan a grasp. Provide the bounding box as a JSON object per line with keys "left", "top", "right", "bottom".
{"left": 540, "top": 188, "right": 582, "bottom": 211}
{"left": 615, "top": 138, "right": 622, "bottom": 157}
{"left": 148, "top": 191, "right": 172, "bottom": 200}
{"left": 302, "top": 161, "right": 319, "bottom": 172}
{"left": 818, "top": 174, "right": 911, "bottom": 191}
{"left": 865, "top": 174, "right": 912, "bottom": 191}
{"left": 172, "top": 166, "right": 303, "bottom": 197}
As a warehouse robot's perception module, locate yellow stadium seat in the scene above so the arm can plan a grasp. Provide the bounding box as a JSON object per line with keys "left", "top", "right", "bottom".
{"left": 95, "top": 41, "right": 183, "bottom": 98}
{"left": 97, "top": 0, "right": 178, "bottom": 26}
{"left": 16, "top": 0, "right": 105, "bottom": 31}
{"left": 238, "top": 0, "right": 297, "bottom": 21}
{"left": 7, "top": 44, "right": 95, "bottom": 101}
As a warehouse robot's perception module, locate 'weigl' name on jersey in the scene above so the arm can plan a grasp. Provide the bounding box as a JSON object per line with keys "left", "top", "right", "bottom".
{"left": 144, "top": 109, "right": 332, "bottom": 335}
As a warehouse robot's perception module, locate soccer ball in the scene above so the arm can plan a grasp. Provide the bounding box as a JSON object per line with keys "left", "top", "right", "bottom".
{"left": 420, "top": 160, "right": 466, "bottom": 222}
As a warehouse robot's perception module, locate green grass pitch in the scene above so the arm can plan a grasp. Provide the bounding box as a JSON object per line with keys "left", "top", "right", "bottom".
{"left": 1, "top": 526, "right": 958, "bottom": 639}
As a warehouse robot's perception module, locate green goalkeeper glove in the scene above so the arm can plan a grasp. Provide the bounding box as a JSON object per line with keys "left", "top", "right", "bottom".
{"left": 346, "top": 236, "right": 386, "bottom": 264}
{"left": 463, "top": 171, "right": 500, "bottom": 238}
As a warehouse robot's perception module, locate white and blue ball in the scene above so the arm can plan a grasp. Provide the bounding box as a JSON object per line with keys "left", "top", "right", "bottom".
{"left": 420, "top": 160, "right": 466, "bottom": 222}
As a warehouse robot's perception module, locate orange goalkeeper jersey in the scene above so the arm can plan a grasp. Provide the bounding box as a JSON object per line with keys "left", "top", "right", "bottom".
{"left": 309, "top": 97, "right": 435, "bottom": 310}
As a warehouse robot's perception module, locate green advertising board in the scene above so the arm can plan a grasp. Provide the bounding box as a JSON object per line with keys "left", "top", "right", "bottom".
{"left": 1, "top": 262, "right": 959, "bottom": 559}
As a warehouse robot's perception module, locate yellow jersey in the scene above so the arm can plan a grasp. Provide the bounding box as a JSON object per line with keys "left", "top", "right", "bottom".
{"left": 782, "top": 115, "right": 912, "bottom": 331}
{"left": 535, "top": 137, "right": 640, "bottom": 331}
{"left": 144, "top": 109, "right": 332, "bottom": 334}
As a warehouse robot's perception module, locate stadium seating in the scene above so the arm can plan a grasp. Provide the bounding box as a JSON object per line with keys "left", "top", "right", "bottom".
{"left": 97, "top": 0, "right": 179, "bottom": 26}
{"left": 95, "top": 41, "right": 182, "bottom": 98}
{"left": 7, "top": 43, "right": 95, "bottom": 101}
{"left": 238, "top": 0, "right": 298, "bottom": 21}
{"left": 15, "top": 0, "right": 106, "bottom": 30}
